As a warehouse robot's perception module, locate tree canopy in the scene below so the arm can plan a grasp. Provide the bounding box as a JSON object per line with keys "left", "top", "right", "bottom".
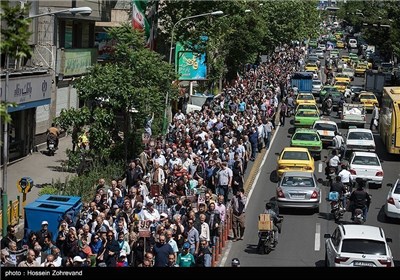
{"left": 56, "top": 24, "right": 177, "bottom": 161}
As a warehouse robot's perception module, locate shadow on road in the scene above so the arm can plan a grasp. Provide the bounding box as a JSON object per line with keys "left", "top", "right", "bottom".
{"left": 376, "top": 205, "right": 400, "bottom": 225}
{"left": 315, "top": 260, "right": 325, "bottom": 267}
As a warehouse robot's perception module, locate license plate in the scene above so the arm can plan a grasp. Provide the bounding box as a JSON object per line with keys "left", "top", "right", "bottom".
{"left": 291, "top": 195, "right": 305, "bottom": 199}
{"left": 353, "top": 261, "right": 374, "bottom": 267}
{"left": 49, "top": 144, "right": 54, "bottom": 149}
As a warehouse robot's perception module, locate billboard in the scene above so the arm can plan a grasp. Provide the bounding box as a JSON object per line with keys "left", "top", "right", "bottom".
{"left": 176, "top": 42, "right": 207, "bottom": 81}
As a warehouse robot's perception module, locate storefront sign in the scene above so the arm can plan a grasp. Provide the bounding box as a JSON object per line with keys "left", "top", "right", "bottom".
{"left": 59, "top": 48, "right": 97, "bottom": 76}
{"left": 1, "top": 73, "right": 52, "bottom": 105}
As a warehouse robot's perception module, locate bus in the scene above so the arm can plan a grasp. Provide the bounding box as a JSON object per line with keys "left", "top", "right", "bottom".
{"left": 379, "top": 87, "right": 400, "bottom": 154}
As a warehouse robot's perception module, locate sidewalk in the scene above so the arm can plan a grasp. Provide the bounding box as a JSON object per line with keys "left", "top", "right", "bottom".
{"left": 1, "top": 135, "right": 75, "bottom": 238}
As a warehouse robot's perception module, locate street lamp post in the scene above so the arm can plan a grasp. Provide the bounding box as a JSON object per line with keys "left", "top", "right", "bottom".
{"left": 26, "top": 7, "right": 92, "bottom": 19}
{"left": 1, "top": 6, "right": 92, "bottom": 237}
{"left": 163, "top": 10, "right": 223, "bottom": 135}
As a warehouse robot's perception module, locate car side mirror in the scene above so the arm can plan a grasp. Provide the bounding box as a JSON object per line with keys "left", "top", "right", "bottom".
{"left": 386, "top": 238, "right": 393, "bottom": 243}
{"left": 387, "top": 183, "right": 393, "bottom": 187}
{"left": 324, "top": 234, "right": 331, "bottom": 239}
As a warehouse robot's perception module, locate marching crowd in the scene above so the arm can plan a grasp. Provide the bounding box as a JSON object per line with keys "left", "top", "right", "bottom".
{"left": 1, "top": 44, "right": 307, "bottom": 268}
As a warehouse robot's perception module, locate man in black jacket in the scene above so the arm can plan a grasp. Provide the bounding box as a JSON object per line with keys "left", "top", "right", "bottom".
{"left": 349, "top": 180, "right": 371, "bottom": 222}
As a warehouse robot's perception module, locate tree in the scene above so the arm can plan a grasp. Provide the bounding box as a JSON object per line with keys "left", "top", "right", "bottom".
{"left": 156, "top": 0, "right": 320, "bottom": 85}
{"left": 56, "top": 24, "right": 177, "bottom": 162}
{"left": 0, "top": 1, "right": 32, "bottom": 69}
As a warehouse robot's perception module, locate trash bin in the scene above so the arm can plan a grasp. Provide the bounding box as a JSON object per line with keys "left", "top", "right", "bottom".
{"left": 36, "top": 195, "right": 82, "bottom": 223}
{"left": 24, "top": 195, "right": 82, "bottom": 242}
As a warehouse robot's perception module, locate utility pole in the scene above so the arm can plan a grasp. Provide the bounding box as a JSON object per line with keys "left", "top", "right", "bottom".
{"left": 2, "top": 56, "right": 10, "bottom": 237}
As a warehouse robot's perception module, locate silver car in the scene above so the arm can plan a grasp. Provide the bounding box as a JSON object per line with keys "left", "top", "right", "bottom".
{"left": 276, "top": 171, "right": 321, "bottom": 211}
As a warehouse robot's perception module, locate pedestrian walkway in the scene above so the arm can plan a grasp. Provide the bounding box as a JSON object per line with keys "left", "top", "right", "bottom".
{"left": 1, "top": 136, "right": 74, "bottom": 238}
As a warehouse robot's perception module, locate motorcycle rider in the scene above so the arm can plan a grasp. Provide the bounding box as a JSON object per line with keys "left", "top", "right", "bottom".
{"left": 325, "top": 150, "right": 340, "bottom": 179}
{"left": 349, "top": 180, "right": 371, "bottom": 222}
{"left": 329, "top": 176, "right": 348, "bottom": 209}
{"left": 257, "top": 202, "right": 281, "bottom": 249}
{"left": 332, "top": 131, "right": 344, "bottom": 158}
{"left": 322, "top": 93, "right": 333, "bottom": 115}
{"left": 46, "top": 123, "right": 60, "bottom": 150}
{"left": 338, "top": 164, "right": 352, "bottom": 192}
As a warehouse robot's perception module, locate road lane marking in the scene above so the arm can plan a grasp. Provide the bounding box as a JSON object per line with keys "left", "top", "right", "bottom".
{"left": 315, "top": 223, "right": 321, "bottom": 251}
{"left": 220, "top": 126, "right": 280, "bottom": 266}
{"left": 318, "top": 163, "right": 323, "bottom": 173}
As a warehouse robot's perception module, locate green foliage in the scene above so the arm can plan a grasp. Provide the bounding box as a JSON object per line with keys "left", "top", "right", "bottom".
{"left": 60, "top": 161, "right": 125, "bottom": 202}
{"left": 39, "top": 161, "right": 124, "bottom": 202}
{"left": 38, "top": 184, "right": 59, "bottom": 196}
{"left": 157, "top": 0, "right": 320, "bottom": 84}
{"left": 57, "top": 24, "right": 177, "bottom": 163}
{"left": 0, "top": 1, "right": 32, "bottom": 68}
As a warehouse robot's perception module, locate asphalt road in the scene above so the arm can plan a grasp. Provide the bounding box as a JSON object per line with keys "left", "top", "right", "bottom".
{"left": 222, "top": 49, "right": 400, "bottom": 267}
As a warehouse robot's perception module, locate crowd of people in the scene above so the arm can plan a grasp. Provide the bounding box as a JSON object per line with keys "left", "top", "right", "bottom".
{"left": 1, "top": 44, "right": 308, "bottom": 268}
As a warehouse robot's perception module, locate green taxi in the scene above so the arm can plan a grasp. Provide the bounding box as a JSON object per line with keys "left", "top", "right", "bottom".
{"left": 319, "top": 86, "right": 341, "bottom": 103}
{"left": 290, "top": 128, "right": 322, "bottom": 160}
{"left": 294, "top": 109, "right": 320, "bottom": 129}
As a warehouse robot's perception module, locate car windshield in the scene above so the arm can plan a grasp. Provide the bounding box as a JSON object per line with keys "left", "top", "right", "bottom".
{"left": 348, "top": 132, "right": 373, "bottom": 140}
{"left": 352, "top": 156, "right": 379, "bottom": 166}
{"left": 394, "top": 183, "right": 400, "bottom": 194}
{"left": 341, "top": 239, "right": 387, "bottom": 255}
{"left": 296, "top": 111, "right": 318, "bottom": 117}
{"left": 299, "top": 94, "right": 314, "bottom": 100}
{"left": 351, "top": 87, "right": 363, "bottom": 93}
{"left": 293, "top": 133, "right": 319, "bottom": 141}
{"left": 281, "top": 176, "right": 314, "bottom": 187}
{"left": 314, "top": 123, "right": 336, "bottom": 131}
{"left": 361, "top": 95, "right": 375, "bottom": 100}
{"left": 282, "top": 151, "right": 310, "bottom": 161}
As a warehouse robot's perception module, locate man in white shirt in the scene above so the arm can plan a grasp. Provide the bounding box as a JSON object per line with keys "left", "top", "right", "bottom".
{"left": 338, "top": 164, "right": 352, "bottom": 191}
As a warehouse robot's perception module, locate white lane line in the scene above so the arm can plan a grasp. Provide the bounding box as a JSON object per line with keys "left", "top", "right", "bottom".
{"left": 315, "top": 223, "right": 321, "bottom": 251}
{"left": 220, "top": 126, "right": 280, "bottom": 266}
{"left": 318, "top": 163, "right": 323, "bottom": 173}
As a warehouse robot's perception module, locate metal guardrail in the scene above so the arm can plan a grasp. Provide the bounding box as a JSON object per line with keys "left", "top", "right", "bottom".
{"left": 0, "top": 197, "right": 20, "bottom": 232}
{"left": 211, "top": 206, "right": 233, "bottom": 267}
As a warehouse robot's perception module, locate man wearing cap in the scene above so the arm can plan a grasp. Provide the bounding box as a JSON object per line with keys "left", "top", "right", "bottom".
{"left": 72, "top": 255, "right": 86, "bottom": 267}
{"left": 177, "top": 242, "right": 195, "bottom": 267}
{"left": 36, "top": 221, "right": 52, "bottom": 248}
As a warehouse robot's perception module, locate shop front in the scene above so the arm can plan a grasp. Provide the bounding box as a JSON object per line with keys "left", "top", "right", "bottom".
{"left": 1, "top": 72, "right": 52, "bottom": 163}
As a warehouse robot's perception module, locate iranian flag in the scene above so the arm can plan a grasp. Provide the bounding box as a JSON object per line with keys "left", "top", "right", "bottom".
{"left": 132, "top": 0, "right": 151, "bottom": 43}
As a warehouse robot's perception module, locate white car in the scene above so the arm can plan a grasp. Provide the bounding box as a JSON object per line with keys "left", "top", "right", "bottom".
{"left": 312, "top": 119, "right": 338, "bottom": 147}
{"left": 325, "top": 224, "right": 394, "bottom": 267}
{"left": 384, "top": 179, "right": 400, "bottom": 219}
{"left": 348, "top": 151, "right": 383, "bottom": 188}
{"left": 312, "top": 79, "right": 323, "bottom": 96}
{"left": 315, "top": 49, "right": 324, "bottom": 59}
{"left": 345, "top": 128, "right": 375, "bottom": 152}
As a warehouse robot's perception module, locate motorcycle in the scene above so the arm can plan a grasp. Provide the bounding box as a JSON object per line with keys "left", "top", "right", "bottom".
{"left": 328, "top": 191, "right": 349, "bottom": 222}
{"left": 47, "top": 134, "right": 57, "bottom": 156}
{"left": 257, "top": 216, "right": 283, "bottom": 254}
{"left": 322, "top": 99, "right": 333, "bottom": 116}
{"left": 352, "top": 208, "right": 365, "bottom": 224}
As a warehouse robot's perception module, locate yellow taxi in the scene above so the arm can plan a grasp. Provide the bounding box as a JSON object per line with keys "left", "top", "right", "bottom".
{"left": 355, "top": 62, "right": 368, "bottom": 77}
{"left": 333, "top": 81, "right": 349, "bottom": 93}
{"left": 295, "top": 103, "right": 319, "bottom": 114}
{"left": 276, "top": 147, "right": 315, "bottom": 178}
{"left": 305, "top": 63, "right": 319, "bottom": 72}
{"left": 340, "top": 55, "right": 350, "bottom": 64}
{"left": 334, "top": 73, "right": 351, "bottom": 84}
{"left": 359, "top": 92, "right": 379, "bottom": 111}
{"left": 295, "top": 93, "right": 316, "bottom": 106}
{"left": 336, "top": 40, "right": 345, "bottom": 48}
